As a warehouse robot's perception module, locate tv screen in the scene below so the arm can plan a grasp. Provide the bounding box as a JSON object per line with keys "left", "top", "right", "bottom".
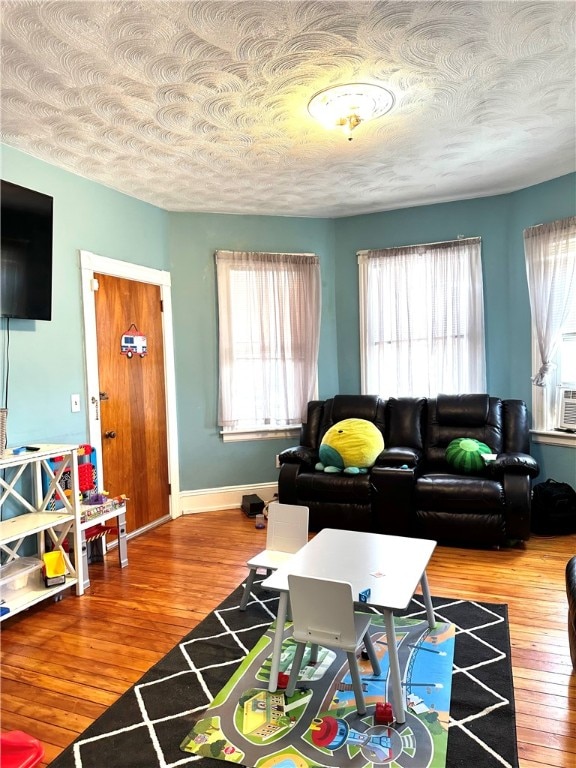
{"left": 1, "top": 180, "right": 53, "bottom": 320}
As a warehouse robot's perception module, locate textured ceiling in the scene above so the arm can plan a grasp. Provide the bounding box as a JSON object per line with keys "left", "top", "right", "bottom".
{"left": 1, "top": 0, "right": 575, "bottom": 218}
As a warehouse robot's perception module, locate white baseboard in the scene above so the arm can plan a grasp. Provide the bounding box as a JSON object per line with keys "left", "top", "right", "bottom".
{"left": 179, "top": 482, "right": 278, "bottom": 515}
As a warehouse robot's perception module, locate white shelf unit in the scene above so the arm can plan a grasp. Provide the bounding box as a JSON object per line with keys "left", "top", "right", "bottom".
{"left": 0, "top": 444, "right": 85, "bottom": 621}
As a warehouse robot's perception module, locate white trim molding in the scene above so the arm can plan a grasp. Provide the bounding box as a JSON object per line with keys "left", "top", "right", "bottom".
{"left": 221, "top": 428, "right": 300, "bottom": 443}
{"left": 180, "top": 482, "right": 278, "bottom": 515}
{"left": 531, "top": 430, "right": 576, "bottom": 448}
{"left": 80, "top": 251, "right": 171, "bottom": 287}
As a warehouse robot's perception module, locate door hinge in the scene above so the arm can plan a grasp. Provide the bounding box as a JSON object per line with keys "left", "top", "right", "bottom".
{"left": 168, "top": 483, "right": 171, "bottom": 496}
{"left": 160, "top": 299, "right": 164, "bottom": 312}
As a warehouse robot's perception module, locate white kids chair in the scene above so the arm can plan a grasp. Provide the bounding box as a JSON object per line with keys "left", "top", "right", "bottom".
{"left": 239, "top": 502, "right": 309, "bottom": 611}
{"left": 284, "top": 574, "right": 381, "bottom": 715}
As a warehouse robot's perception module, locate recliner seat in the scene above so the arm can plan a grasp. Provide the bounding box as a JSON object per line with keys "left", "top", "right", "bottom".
{"left": 412, "top": 395, "right": 537, "bottom": 545}
{"left": 278, "top": 395, "right": 386, "bottom": 533}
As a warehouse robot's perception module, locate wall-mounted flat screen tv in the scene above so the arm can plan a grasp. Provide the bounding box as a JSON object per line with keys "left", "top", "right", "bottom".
{"left": 1, "top": 180, "right": 53, "bottom": 320}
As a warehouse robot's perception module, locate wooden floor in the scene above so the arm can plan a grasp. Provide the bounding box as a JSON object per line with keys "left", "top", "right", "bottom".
{"left": 1, "top": 510, "right": 575, "bottom": 768}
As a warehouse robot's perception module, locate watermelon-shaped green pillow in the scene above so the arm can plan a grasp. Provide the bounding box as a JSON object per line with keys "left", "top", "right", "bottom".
{"left": 445, "top": 437, "right": 492, "bottom": 474}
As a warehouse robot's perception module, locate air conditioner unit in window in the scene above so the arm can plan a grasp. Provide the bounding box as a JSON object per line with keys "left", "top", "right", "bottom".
{"left": 556, "top": 387, "right": 576, "bottom": 430}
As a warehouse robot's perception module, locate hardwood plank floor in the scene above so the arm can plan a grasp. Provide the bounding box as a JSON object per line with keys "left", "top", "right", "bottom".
{"left": 1, "top": 510, "right": 574, "bottom": 767}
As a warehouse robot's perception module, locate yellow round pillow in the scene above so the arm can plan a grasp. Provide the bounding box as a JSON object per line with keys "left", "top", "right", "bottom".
{"left": 316, "top": 418, "right": 384, "bottom": 474}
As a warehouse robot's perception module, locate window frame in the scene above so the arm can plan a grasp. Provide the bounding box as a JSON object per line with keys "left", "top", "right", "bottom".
{"left": 215, "top": 250, "right": 320, "bottom": 442}
{"left": 358, "top": 237, "right": 486, "bottom": 398}
{"left": 526, "top": 217, "right": 576, "bottom": 447}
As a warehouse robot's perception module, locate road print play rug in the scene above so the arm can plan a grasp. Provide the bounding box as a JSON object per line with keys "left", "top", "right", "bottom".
{"left": 181, "top": 611, "right": 455, "bottom": 768}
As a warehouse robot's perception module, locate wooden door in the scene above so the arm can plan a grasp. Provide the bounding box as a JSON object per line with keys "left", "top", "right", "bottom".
{"left": 94, "top": 273, "right": 170, "bottom": 535}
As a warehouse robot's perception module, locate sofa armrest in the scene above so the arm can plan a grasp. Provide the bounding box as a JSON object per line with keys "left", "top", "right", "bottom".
{"left": 566, "top": 557, "right": 576, "bottom": 670}
{"left": 277, "top": 462, "right": 301, "bottom": 504}
{"left": 374, "top": 447, "right": 422, "bottom": 469}
{"left": 487, "top": 452, "right": 539, "bottom": 478}
{"left": 503, "top": 473, "right": 532, "bottom": 540}
{"left": 278, "top": 445, "right": 318, "bottom": 468}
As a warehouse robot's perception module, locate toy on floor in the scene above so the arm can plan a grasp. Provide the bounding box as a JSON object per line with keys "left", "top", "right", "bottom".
{"left": 375, "top": 701, "right": 394, "bottom": 725}
{"left": 0, "top": 730, "right": 44, "bottom": 768}
{"left": 277, "top": 672, "right": 290, "bottom": 689}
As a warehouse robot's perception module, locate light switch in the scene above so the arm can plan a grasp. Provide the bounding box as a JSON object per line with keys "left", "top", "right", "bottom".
{"left": 71, "top": 394, "right": 81, "bottom": 412}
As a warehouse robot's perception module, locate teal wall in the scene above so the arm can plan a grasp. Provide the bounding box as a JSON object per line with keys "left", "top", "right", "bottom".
{"left": 333, "top": 195, "right": 511, "bottom": 395}
{"left": 1, "top": 144, "right": 574, "bottom": 492}
{"left": 168, "top": 211, "right": 337, "bottom": 489}
{"left": 506, "top": 175, "right": 576, "bottom": 483}
{"left": 1, "top": 146, "right": 168, "bottom": 448}
{"left": 333, "top": 174, "right": 576, "bottom": 485}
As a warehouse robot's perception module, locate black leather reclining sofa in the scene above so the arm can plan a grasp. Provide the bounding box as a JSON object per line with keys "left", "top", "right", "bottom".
{"left": 278, "top": 394, "right": 540, "bottom": 547}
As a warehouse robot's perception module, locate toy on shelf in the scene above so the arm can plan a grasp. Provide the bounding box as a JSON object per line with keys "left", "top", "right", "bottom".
{"left": 46, "top": 444, "right": 97, "bottom": 509}
{"left": 85, "top": 491, "right": 109, "bottom": 505}
{"left": 42, "top": 551, "right": 66, "bottom": 587}
{"left": 79, "top": 494, "right": 127, "bottom": 524}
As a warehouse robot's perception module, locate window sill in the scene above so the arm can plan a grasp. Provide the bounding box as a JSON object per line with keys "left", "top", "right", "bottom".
{"left": 221, "top": 427, "right": 300, "bottom": 443}
{"left": 530, "top": 430, "right": 576, "bottom": 448}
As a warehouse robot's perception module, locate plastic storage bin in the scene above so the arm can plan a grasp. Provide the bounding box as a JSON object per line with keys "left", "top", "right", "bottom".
{"left": 0, "top": 557, "right": 42, "bottom": 593}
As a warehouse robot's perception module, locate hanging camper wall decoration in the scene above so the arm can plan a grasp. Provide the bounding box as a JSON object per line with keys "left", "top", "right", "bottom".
{"left": 120, "top": 323, "right": 147, "bottom": 358}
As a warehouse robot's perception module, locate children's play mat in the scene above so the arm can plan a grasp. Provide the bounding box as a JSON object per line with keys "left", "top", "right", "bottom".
{"left": 181, "top": 611, "right": 455, "bottom": 768}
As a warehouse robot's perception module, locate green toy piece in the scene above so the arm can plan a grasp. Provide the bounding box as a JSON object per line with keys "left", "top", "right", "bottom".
{"left": 445, "top": 437, "right": 492, "bottom": 473}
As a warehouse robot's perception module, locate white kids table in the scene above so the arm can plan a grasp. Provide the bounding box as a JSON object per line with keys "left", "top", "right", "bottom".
{"left": 262, "top": 527, "right": 437, "bottom": 723}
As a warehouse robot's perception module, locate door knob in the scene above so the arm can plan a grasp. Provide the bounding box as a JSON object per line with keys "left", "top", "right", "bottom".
{"left": 104, "top": 431, "right": 117, "bottom": 439}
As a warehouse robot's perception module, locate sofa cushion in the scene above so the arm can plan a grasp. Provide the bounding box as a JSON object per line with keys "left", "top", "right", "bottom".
{"left": 437, "top": 394, "right": 489, "bottom": 426}
{"left": 445, "top": 437, "right": 492, "bottom": 473}
{"left": 415, "top": 509, "right": 506, "bottom": 543}
{"left": 415, "top": 474, "right": 505, "bottom": 511}
{"left": 386, "top": 397, "right": 425, "bottom": 451}
{"left": 296, "top": 471, "right": 372, "bottom": 502}
{"left": 331, "top": 394, "right": 381, "bottom": 423}
{"left": 318, "top": 395, "right": 386, "bottom": 447}
{"left": 425, "top": 397, "right": 504, "bottom": 469}
{"left": 304, "top": 500, "right": 375, "bottom": 533}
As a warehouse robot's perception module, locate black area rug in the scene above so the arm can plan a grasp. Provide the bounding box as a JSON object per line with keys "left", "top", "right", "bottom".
{"left": 48, "top": 582, "right": 518, "bottom": 768}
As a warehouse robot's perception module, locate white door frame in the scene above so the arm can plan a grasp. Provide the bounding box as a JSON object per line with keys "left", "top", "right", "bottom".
{"left": 79, "top": 250, "right": 180, "bottom": 521}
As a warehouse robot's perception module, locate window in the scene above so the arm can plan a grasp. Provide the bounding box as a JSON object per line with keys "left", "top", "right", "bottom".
{"left": 525, "top": 216, "right": 576, "bottom": 434}
{"left": 216, "top": 250, "right": 321, "bottom": 439}
{"left": 358, "top": 237, "right": 485, "bottom": 397}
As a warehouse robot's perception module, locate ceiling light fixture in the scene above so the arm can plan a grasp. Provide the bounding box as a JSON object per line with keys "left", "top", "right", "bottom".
{"left": 308, "top": 83, "right": 395, "bottom": 141}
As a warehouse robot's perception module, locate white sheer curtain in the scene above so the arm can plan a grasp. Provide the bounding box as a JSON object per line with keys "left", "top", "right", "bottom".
{"left": 216, "top": 250, "right": 321, "bottom": 432}
{"left": 358, "top": 237, "right": 485, "bottom": 397}
{"left": 524, "top": 216, "right": 576, "bottom": 386}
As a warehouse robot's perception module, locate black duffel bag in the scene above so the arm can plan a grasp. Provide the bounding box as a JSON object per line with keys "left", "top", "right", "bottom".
{"left": 531, "top": 479, "right": 576, "bottom": 534}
